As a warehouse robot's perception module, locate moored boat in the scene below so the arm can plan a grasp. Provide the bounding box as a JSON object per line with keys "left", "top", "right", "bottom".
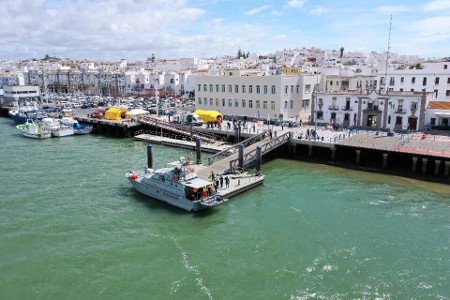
{"left": 73, "top": 123, "right": 93, "bottom": 135}
{"left": 126, "top": 156, "right": 227, "bottom": 212}
{"left": 16, "top": 120, "right": 51, "bottom": 139}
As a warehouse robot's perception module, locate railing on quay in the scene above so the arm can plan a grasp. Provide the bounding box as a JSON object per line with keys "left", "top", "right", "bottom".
{"left": 229, "top": 132, "right": 292, "bottom": 172}
{"left": 207, "top": 130, "right": 270, "bottom": 166}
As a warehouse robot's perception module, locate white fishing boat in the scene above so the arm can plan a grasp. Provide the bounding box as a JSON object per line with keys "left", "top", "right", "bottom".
{"left": 16, "top": 120, "right": 51, "bottom": 139}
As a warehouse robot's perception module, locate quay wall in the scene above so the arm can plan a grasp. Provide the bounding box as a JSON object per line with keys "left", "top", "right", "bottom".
{"left": 264, "top": 141, "right": 450, "bottom": 184}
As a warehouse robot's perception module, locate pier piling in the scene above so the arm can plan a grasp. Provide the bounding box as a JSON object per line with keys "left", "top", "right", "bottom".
{"left": 355, "top": 150, "right": 361, "bottom": 164}
{"left": 421, "top": 158, "right": 428, "bottom": 175}
{"left": 444, "top": 161, "right": 450, "bottom": 178}
{"left": 434, "top": 160, "right": 441, "bottom": 176}
{"left": 238, "top": 144, "right": 244, "bottom": 170}
{"left": 196, "top": 138, "right": 202, "bottom": 164}
{"left": 382, "top": 153, "right": 388, "bottom": 169}
{"left": 412, "top": 156, "right": 418, "bottom": 173}
{"left": 256, "top": 146, "right": 262, "bottom": 175}
{"left": 147, "top": 144, "right": 153, "bottom": 169}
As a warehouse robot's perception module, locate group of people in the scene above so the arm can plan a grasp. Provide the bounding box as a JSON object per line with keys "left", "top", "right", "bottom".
{"left": 208, "top": 171, "right": 230, "bottom": 190}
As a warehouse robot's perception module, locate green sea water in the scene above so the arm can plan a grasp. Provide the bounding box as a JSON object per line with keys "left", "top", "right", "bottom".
{"left": 1, "top": 118, "right": 449, "bottom": 299}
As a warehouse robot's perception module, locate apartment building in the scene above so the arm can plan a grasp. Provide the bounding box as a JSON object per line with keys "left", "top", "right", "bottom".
{"left": 194, "top": 72, "right": 319, "bottom": 121}
{"left": 379, "top": 62, "right": 450, "bottom": 101}
{"left": 313, "top": 90, "right": 430, "bottom": 131}
{"left": 323, "top": 75, "right": 378, "bottom": 92}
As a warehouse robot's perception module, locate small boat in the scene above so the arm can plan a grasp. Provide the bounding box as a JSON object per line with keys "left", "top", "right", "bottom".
{"left": 126, "top": 157, "right": 228, "bottom": 212}
{"left": 16, "top": 120, "right": 51, "bottom": 139}
{"left": 51, "top": 124, "right": 74, "bottom": 137}
{"left": 73, "top": 123, "right": 93, "bottom": 135}
{"left": 41, "top": 117, "right": 60, "bottom": 131}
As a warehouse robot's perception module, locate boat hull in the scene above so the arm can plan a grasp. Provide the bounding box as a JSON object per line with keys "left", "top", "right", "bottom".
{"left": 51, "top": 127, "right": 74, "bottom": 137}
{"left": 128, "top": 178, "right": 205, "bottom": 212}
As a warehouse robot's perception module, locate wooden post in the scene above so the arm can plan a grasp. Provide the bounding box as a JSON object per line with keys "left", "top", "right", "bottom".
{"left": 238, "top": 143, "right": 244, "bottom": 171}
{"left": 382, "top": 153, "right": 388, "bottom": 168}
{"left": 412, "top": 156, "right": 418, "bottom": 173}
{"left": 256, "top": 146, "right": 262, "bottom": 175}
{"left": 147, "top": 144, "right": 153, "bottom": 169}
{"left": 355, "top": 150, "right": 361, "bottom": 164}
{"left": 195, "top": 137, "right": 201, "bottom": 164}
{"left": 421, "top": 158, "right": 428, "bottom": 175}
{"left": 434, "top": 159, "right": 441, "bottom": 176}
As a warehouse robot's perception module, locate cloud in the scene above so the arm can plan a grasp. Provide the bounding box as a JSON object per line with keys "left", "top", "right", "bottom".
{"left": 271, "top": 9, "right": 283, "bottom": 16}
{"left": 244, "top": 5, "right": 270, "bottom": 16}
{"left": 272, "top": 34, "right": 288, "bottom": 41}
{"left": 423, "top": 0, "right": 450, "bottom": 11}
{"left": 308, "top": 6, "right": 329, "bottom": 15}
{"left": 287, "top": 0, "right": 308, "bottom": 8}
{"left": 373, "top": 5, "right": 410, "bottom": 14}
{"left": 405, "top": 15, "right": 450, "bottom": 42}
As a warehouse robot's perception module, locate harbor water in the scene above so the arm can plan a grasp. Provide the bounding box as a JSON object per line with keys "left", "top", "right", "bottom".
{"left": 1, "top": 118, "right": 449, "bottom": 299}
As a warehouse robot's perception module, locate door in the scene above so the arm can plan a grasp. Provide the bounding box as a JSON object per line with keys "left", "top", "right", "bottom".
{"left": 367, "top": 115, "right": 377, "bottom": 127}
{"left": 408, "top": 117, "right": 417, "bottom": 130}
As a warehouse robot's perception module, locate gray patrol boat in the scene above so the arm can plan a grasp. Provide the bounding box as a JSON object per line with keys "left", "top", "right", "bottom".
{"left": 126, "top": 145, "right": 227, "bottom": 212}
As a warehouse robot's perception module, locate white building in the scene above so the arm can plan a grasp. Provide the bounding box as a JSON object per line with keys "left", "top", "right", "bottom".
{"left": 378, "top": 62, "right": 450, "bottom": 101}
{"left": 194, "top": 71, "right": 319, "bottom": 121}
{"left": 425, "top": 101, "right": 450, "bottom": 128}
{"left": 313, "top": 90, "right": 430, "bottom": 131}
{"left": 2, "top": 85, "right": 40, "bottom": 104}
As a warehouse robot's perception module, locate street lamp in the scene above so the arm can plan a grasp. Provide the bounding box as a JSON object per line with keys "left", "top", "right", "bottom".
{"left": 389, "top": 102, "right": 395, "bottom": 135}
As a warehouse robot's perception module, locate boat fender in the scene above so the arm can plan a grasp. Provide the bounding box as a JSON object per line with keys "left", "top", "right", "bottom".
{"left": 130, "top": 173, "right": 138, "bottom": 180}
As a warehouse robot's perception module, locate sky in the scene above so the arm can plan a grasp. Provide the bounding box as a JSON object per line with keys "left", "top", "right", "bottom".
{"left": 1, "top": 0, "right": 450, "bottom": 61}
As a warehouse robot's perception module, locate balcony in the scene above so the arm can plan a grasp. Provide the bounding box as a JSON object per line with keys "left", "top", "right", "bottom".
{"left": 395, "top": 108, "right": 406, "bottom": 114}
{"left": 328, "top": 104, "right": 339, "bottom": 111}
{"left": 365, "top": 105, "right": 380, "bottom": 112}
{"left": 341, "top": 106, "right": 353, "bottom": 111}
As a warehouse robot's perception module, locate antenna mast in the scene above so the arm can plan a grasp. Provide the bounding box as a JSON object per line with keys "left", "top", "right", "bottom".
{"left": 383, "top": 14, "right": 392, "bottom": 94}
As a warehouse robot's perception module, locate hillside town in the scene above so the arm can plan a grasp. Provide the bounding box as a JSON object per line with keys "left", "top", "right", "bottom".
{"left": 1, "top": 47, "right": 450, "bottom": 131}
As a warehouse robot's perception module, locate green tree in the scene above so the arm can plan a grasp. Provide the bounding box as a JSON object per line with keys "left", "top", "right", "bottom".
{"left": 237, "top": 48, "right": 242, "bottom": 59}
{"left": 340, "top": 47, "right": 344, "bottom": 58}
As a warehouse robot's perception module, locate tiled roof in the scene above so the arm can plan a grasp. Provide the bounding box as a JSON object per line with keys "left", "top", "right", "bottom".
{"left": 427, "top": 101, "right": 450, "bottom": 110}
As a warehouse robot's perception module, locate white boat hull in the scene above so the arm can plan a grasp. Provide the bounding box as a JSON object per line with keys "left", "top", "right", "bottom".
{"left": 51, "top": 127, "right": 74, "bottom": 137}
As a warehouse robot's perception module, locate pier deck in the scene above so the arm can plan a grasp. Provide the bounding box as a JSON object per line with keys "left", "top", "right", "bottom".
{"left": 135, "top": 134, "right": 228, "bottom": 153}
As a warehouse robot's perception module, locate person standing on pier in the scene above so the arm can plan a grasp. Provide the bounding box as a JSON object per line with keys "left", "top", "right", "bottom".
{"left": 225, "top": 176, "right": 230, "bottom": 189}
{"left": 219, "top": 175, "right": 224, "bottom": 188}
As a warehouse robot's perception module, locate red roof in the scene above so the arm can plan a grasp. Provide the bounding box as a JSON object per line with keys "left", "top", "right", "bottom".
{"left": 427, "top": 101, "right": 450, "bottom": 110}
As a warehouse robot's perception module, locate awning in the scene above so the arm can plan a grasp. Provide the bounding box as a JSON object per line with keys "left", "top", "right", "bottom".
{"left": 433, "top": 111, "right": 450, "bottom": 117}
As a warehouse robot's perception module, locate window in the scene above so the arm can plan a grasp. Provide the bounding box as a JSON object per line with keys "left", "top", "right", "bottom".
{"left": 242, "top": 100, "right": 246, "bottom": 108}
{"left": 216, "top": 84, "right": 219, "bottom": 92}
{"left": 388, "top": 115, "right": 391, "bottom": 125}
{"left": 242, "top": 85, "right": 246, "bottom": 93}
{"left": 411, "top": 89, "right": 415, "bottom": 92}
{"left": 317, "top": 111, "right": 323, "bottom": 119}
{"left": 446, "top": 90, "right": 450, "bottom": 96}
{"left": 389, "top": 77, "right": 395, "bottom": 85}
{"left": 222, "top": 84, "right": 225, "bottom": 92}
{"left": 401, "top": 77, "right": 404, "bottom": 83}
{"left": 400, "top": 88, "right": 404, "bottom": 92}
{"left": 271, "top": 85, "right": 276, "bottom": 94}
{"left": 448, "top": 77, "right": 450, "bottom": 84}
{"left": 249, "top": 85, "right": 253, "bottom": 93}
{"left": 398, "top": 99, "right": 404, "bottom": 111}
{"left": 215, "top": 98, "right": 219, "bottom": 106}
{"left": 235, "top": 85, "right": 238, "bottom": 93}
{"left": 284, "top": 101, "right": 288, "bottom": 109}
{"left": 411, "top": 102, "right": 417, "bottom": 110}
{"left": 396, "top": 116, "right": 402, "bottom": 125}
{"left": 222, "top": 99, "right": 225, "bottom": 106}
{"left": 435, "top": 77, "right": 440, "bottom": 85}
{"left": 198, "top": 84, "right": 201, "bottom": 92}
{"left": 256, "top": 85, "right": 260, "bottom": 94}
{"left": 285, "top": 85, "right": 288, "bottom": 94}
{"left": 434, "top": 89, "right": 438, "bottom": 98}
{"left": 445, "top": 64, "right": 448, "bottom": 69}
{"left": 263, "top": 101, "right": 267, "bottom": 109}
{"left": 296, "top": 85, "right": 300, "bottom": 93}
{"left": 344, "top": 113, "right": 350, "bottom": 121}
{"left": 264, "top": 85, "right": 268, "bottom": 94}
{"left": 431, "top": 118, "right": 436, "bottom": 125}
{"left": 228, "top": 99, "right": 232, "bottom": 107}
{"left": 302, "top": 99, "right": 309, "bottom": 108}
{"left": 412, "top": 77, "right": 416, "bottom": 84}
{"left": 228, "top": 85, "right": 232, "bottom": 93}
{"left": 290, "top": 100, "right": 293, "bottom": 109}
{"left": 204, "top": 84, "right": 207, "bottom": 92}
{"left": 198, "top": 97, "right": 202, "bottom": 104}
{"left": 305, "top": 84, "right": 311, "bottom": 93}
{"left": 209, "top": 84, "right": 213, "bottom": 92}
{"left": 422, "top": 88, "right": 426, "bottom": 93}
{"left": 256, "top": 100, "right": 260, "bottom": 108}
{"left": 290, "top": 85, "right": 294, "bottom": 94}
{"left": 249, "top": 100, "right": 253, "bottom": 108}
{"left": 271, "top": 101, "right": 276, "bottom": 110}
{"left": 209, "top": 98, "right": 213, "bottom": 105}
{"left": 234, "top": 99, "right": 239, "bottom": 107}
{"left": 423, "top": 77, "right": 427, "bottom": 86}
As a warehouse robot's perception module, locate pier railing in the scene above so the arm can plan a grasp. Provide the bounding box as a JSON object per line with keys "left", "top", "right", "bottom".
{"left": 207, "top": 130, "right": 270, "bottom": 166}
{"left": 229, "top": 132, "right": 292, "bottom": 172}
